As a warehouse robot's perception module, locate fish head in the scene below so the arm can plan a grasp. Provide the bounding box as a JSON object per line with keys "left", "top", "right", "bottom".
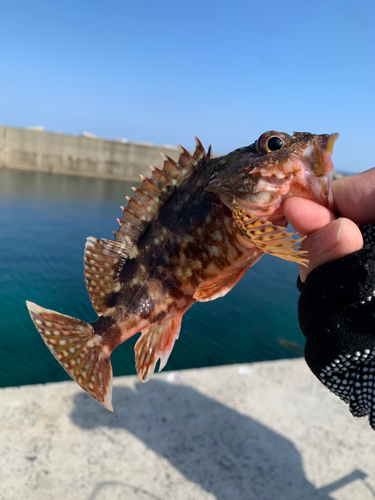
{"left": 271, "top": 131, "right": 338, "bottom": 209}
{"left": 208, "top": 130, "right": 339, "bottom": 219}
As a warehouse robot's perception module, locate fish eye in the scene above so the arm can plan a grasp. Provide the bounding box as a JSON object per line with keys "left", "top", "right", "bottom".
{"left": 256, "top": 131, "right": 291, "bottom": 153}
{"left": 267, "top": 136, "right": 284, "bottom": 151}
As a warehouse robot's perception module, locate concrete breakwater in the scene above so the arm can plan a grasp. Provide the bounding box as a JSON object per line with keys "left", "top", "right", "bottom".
{"left": 0, "top": 125, "right": 181, "bottom": 182}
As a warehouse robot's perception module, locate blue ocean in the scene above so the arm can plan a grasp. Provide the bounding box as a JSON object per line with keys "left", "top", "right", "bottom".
{"left": 0, "top": 168, "right": 304, "bottom": 388}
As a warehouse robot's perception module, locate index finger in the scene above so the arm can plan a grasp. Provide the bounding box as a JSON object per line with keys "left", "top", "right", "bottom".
{"left": 284, "top": 197, "right": 336, "bottom": 236}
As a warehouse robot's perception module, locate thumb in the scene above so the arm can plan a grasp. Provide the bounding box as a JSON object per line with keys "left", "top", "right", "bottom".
{"left": 299, "top": 218, "right": 364, "bottom": 282}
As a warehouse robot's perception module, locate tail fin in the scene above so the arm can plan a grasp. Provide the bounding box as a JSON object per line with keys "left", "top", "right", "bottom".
{"left": 26, "top": 301, "right": 113, "bottom": 411}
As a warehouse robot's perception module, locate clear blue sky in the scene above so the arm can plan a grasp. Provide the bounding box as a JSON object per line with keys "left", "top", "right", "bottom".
{"left": 1, "top": 0, "right": 375, "bottom": 173}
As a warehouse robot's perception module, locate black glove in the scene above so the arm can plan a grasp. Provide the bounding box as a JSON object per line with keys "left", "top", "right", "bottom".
{"left": 298, "top": 225, "right": 375, "bottom": 430}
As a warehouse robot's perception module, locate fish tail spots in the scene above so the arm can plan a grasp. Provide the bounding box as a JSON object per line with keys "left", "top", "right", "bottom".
{"left": 26, "top": 301, "right": 113, "bottom": 411}
{"left": 135, "top": 315, "right": 182, "bottom": 382}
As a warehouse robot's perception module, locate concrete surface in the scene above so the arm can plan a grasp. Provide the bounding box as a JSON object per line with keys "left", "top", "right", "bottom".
{"left": 1, "top": 359, "right": 375, "bottom": 500}
{"left": 0, "top": 125, "right": 181, "bottom": 182}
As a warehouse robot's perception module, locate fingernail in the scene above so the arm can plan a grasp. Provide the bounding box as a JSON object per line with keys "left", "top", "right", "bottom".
{"left": 313, "top": 218, "right": 342, "bottom": 254}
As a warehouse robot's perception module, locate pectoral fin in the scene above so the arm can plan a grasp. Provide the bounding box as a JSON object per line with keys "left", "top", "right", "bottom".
{"left": 193, "top": 267, "right": 249, "bottom": 302}
{"left": 233, "top": 201, "right": 309, "bottom": 267}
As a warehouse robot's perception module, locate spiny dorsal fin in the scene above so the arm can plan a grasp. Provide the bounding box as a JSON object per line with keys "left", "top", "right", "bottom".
{"left": 114, "top": 137, "right": 210, "bottom": 247}
{"left": 192, "top": 136, "right": 207, "bottom": 162}
{"left": 84, "top": 237, "right": 128, "bottom": 314}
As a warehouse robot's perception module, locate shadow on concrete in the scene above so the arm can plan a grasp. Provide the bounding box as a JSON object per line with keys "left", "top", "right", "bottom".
{"left": 70, "top": 380, "right": 367, "bottom": 500}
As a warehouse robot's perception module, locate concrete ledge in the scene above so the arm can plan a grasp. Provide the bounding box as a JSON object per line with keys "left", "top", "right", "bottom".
{"left": 1, "top": 359, "right": 375, "bottom": 500}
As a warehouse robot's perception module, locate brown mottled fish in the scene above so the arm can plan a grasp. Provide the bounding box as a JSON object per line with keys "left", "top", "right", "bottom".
{"left": 26, "top": 131, "right": 338, "bottom": 410}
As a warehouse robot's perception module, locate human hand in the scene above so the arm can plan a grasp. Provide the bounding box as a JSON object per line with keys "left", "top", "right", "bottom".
{"left": 284, "top": 167, "right": 375, "bottom": 282}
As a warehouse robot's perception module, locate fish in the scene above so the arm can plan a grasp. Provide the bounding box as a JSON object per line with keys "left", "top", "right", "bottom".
{"left": 26, "top": 130, "right": 338, "bottom": 410}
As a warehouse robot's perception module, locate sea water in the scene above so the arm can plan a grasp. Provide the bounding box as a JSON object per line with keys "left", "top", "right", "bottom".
{"left": 0, "top": 168, "right": 304, "bottom": 388}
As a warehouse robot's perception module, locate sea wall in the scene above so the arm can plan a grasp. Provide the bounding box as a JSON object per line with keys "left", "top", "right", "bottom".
{"left": 0, "top": 125, "right": 180, "bottom": 182}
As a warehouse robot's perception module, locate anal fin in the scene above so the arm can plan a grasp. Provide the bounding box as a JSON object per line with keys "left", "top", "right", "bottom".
{"left": 233, "top": 201, "right": 309, "bottom": 267}
{"left": 193, "top": 267, "right": 248, "bottom": 302}
{"left": 135, "top": 315, "right": 182, "bottom": 382}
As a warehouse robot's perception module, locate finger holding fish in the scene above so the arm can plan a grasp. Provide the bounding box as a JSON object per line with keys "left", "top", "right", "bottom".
{"left": 284, "top": 194, "right": 364, "bottom": 282}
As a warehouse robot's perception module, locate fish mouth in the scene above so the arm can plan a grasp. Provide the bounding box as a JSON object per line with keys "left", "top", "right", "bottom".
{"left": 318, "top": 133, "right": 339, "bottom": 174}
{"left": 312, "top": 133, "right": 339, "bottom": 207}
{"left": 293, "top": 132, "right": 339, "bottom": 175}
{"left": 289, "top": 133, "right": 339, "bottom": 208}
